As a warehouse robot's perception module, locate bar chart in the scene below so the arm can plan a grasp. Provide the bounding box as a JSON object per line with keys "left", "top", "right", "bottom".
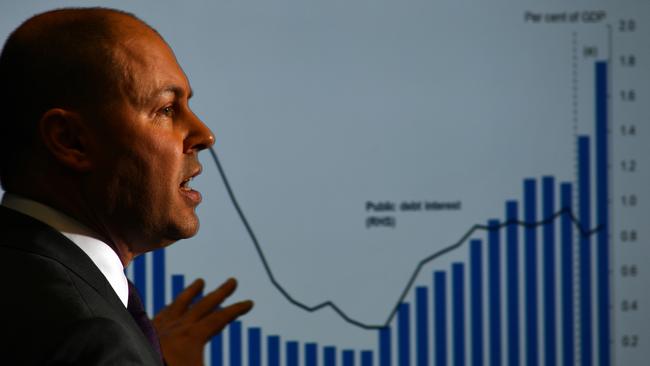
{"left": 0, "top": 1, "right": 646, "bottom": 365}
{"left": 132, "top": 61, "right": 613, "bottom": 366}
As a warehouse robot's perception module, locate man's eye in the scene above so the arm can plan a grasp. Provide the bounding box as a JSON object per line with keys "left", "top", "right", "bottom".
{"left": 161, "top": 106, "right": 174, "bottom": 117}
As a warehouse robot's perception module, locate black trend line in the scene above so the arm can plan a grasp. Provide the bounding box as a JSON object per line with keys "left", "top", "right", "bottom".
{"left": 209, "top": 147, "right": 602, "bottom": 331}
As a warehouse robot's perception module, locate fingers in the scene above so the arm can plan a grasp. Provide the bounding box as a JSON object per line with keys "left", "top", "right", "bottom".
{"left": 196, "top": 300, "right": 254, "bottom": 340}
{"left": 164, "top": 278, "right": 205, "bottom": 316}
{"left": 186, "top": 278, "right": 238, "bottom": 321}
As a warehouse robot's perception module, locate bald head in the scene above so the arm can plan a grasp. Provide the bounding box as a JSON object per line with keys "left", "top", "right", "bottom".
{"left": 0, "top": 7, "right": 158, "bottom": 190}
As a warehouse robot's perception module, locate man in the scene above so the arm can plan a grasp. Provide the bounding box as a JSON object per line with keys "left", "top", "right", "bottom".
{"left": 0, "top": 7, "right": 253, "bottom": 365}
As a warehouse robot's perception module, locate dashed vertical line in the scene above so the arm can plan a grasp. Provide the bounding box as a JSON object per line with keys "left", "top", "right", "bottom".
{"left": 572, "top": 30, "right": 582, "bottom": 366}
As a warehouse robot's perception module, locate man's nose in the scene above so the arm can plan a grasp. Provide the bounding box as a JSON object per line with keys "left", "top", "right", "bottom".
{"left": 184, "top": 111, "right": 215, "bottom": 153}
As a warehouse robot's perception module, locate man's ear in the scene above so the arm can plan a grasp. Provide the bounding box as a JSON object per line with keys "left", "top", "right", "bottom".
{"left": 38, "top": 108, "right": 94, "bottom": 172}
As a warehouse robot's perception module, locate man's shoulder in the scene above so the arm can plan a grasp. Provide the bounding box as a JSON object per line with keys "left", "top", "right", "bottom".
{"left": 0, "top": 205, "right": 118, "bottom": 302}
{"left": 0, "top": 207, "right": 158, "bottom": 364}
{"left": 0, "top": 241, "right": 89, "bottom": 306}
{"left": 0, "top": 231, "right": 160, "bottom": 365}
{"left": 0, "top": 207, "right": 101, "bottom": 311}
{"left": 0, "top": 241, "right": 106, "bottom": 337}
{"left": 0, "top": 210, "right": 125, "bottom": 325}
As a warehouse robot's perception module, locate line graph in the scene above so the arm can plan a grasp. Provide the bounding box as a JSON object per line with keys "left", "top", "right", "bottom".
{"left": 120, "top": 46, "right": 628, "bottom": 366}
{"left": 207, "top": 146, "right": 602, "bottom": 331}
{"left": 127, "top": 59, "right": 615, "bottom": 366}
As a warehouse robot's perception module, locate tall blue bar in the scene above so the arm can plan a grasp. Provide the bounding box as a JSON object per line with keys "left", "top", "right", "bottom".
{"left": 578, "top": 136, "right": 592, "bottom": 366}
{"left": 324, "top": 346, "right": 337, "bottom": 366}
{"left": 434, "top": 271, "right": 447, "bottom": 366}
{"left": 416, "top": 287, "right": 429, "bottom": 366}
{"left": 470, "top": 240, "right": 483, "bottom": 366}
{"left": 230, "top": 321, "right": 242, "bottom": 366}
{"left": 542, "top": 176, "right": 557, "bottom": 366}
{"left": 287, "top": 341, "right": 299, "bottom": 366}
{"left": 343, "top": 350, "right": 355, "bottom": 366}
{"left": 560, "top": 183, "right": 574, "bottom": 366}
{"left": 362, "top": 351, "right": 373, "bottom": 366}
{"left": 249, "top": 328, "right": 262, "bottom": 366}
{"left": 268, "top": 336, "right": 281, "bottom": 366}
{"left": 171, "top": 274, "right": 184, "bottom": 300}
{"left": 379, "top": 328, "right": 391, "bottom": 366}
{"left": 488, "top": 220, "right": 501, "bottom": 366}
{"left": 398, "top": 303, "right": 410, "bottom": 366}
{"left": 524, "top": 179, "right": 538, "bottom": 366}
{"left": 452, "top": 263, "right": 465, "bottom": 366}
{"left": 153, "top": 249, "right": 165, "bottom": 314}
{"left": 506, "top": 201, "right": 519, "bottom": 366}
{"left": 596, "top": 60, "right": 610, "bottom": 366}
{"left": 133, "top": 254, "right": 147, "bottom": 311}
{"left": 211, "top": 333, "right": 223, "bottom": 366}
{"left": 306, "top": 343, "right": 318, "bottom": 366}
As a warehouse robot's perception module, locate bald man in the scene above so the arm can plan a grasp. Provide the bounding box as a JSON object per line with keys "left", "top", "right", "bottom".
{"left": 0, "top": 8, "right": 252, "bottom": 365}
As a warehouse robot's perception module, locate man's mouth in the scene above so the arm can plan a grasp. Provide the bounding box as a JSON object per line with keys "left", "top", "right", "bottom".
{"left": 179, "top": 168, "right": 202, "bottom": 204}
{"left": 180, "top": 167, "right": 202, "bottom": 190}
{"left": 180, "top": 176, "right": 194, "bottom": 191}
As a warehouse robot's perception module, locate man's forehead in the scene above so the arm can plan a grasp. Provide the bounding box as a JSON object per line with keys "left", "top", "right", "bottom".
{"left": 102, "top": 19, "right": 191, "bottom": 103}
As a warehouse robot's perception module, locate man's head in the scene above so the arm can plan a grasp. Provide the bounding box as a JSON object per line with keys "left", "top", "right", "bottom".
{"left": 0, "top": 8, "right": 215, "bottom": 262}
{"left": 0, "top": 8, "right": 122, "bottom": 184}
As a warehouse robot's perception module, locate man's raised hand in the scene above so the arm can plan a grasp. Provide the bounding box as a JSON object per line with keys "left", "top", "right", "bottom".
{"left": 153, "top": 278, "right": 254, "bottom": 366}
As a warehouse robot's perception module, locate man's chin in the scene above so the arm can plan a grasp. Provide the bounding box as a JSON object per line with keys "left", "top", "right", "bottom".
{"left": 138, "top": 213, "right": 200, "bottom": 251}
{"left": 166, "top": 215, "right": 200, "bottom": 241}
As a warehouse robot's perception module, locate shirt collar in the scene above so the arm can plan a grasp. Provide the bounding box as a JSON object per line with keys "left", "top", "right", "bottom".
{"left": 0, "top": 193, "right": 129, "bottom": 307}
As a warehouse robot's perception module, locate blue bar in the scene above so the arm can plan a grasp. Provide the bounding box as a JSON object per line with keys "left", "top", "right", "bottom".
{"left": 596, "top": 60, "right": 610, "bottom": 366}
{"left": 578, "top": 136, "right": 592, "bottom": 366}
{"left": 542, "top": 177, "right": 557, "bottom": 366}
{"left": 488, "top": 220, "right": 502, "bottom": 366}
{"left": 153, "top": 249, "right": 165, "bottom": 314}
{"left": 506, "top": 201, "right": 519, "bottom": 366}
{"left": 561, "top": 183, "right": 574, "bottom": 366}
{"left": 452, "top": 263, "right": 465, "bottom": 366}
{"left": 362, "top": 351, "right": 373, "bottom": 366}
{"left": 306, "top": 343, "right": 318, "bottom": 366}
{"left": 343, "top": 350, "right": 355, "bottom": 366}
{"left": 379, "top": 328, "right": 391, "bottom": 366}
{"left": 524, "top": 179, "right": 538, "bottom": 366}
{"left": 133, "top": 254, "right": 147, "bottom": 311}
{"left": 324, "top": 346, "right": 337, "bottom": 366}
{"left": 398, "top": 303, "right": 410, "bottom": 366}
{"left": 268, "top": 336, "right": 281, "bottom": 366}
{"left": 434, "top": 271, "right": 447, "bottom": 366}
{"left": 249, "top": 328, "right": 262, "bottom": 366}
{"left": 470, "top": 240, "right": 483, "bottom": 366}
{"left": 287, "top": 342, "right": 299, "bottom": 366}
{"left": 416, "top": 287, "right": 429, "bottom": 366}
{"left": 230, "top": 321, "right": 242, "bottom": 366}
{"left": 211, "top": 333, "right": 223, "bottom": 366}
{"left": 171, "top": 274, "right": 184, "bottom": 300}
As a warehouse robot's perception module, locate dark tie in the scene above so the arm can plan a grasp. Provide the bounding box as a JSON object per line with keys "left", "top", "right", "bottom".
{"left": 127, "top": 280, "right": 163, "bottom": 360}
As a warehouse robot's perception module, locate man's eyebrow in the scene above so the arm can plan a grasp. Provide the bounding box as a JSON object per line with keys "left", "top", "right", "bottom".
{"left": 155, "top": 85, "right": 194, "bottom": 100}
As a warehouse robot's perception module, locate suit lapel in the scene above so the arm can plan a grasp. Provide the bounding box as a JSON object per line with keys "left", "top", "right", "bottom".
{"left": 0, "top": 206, "right": 163, "bottom": 365}
{"left": 0, "top": 206, "right": 118, "bottom": 303}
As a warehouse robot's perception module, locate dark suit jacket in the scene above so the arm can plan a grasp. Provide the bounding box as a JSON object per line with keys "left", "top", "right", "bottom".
{"left": 0, "top": 206, "right": 163, "bottom": 365}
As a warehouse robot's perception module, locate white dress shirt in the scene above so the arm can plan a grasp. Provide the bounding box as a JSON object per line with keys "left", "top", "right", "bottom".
{"left": 1, "top": 193, "right": 129, "bottom": 307}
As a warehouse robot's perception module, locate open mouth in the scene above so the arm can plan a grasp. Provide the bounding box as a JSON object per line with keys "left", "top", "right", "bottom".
{"left": 179, "top": 168, "right": 203, "bottom": 204}
{"left": 180, "top": 176, "right": 194, "bottom": 191}
{"left": 180, "top": 167, "right": 202, "bottom": 191}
